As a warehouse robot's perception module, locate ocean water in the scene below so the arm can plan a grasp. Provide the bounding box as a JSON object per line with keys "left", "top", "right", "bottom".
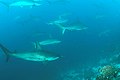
{"left": 0, "top": 0, "right": 120, "bottom": 80}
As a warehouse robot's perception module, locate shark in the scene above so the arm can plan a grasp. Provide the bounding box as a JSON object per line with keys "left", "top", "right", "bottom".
{"left": 9, "top": 1, "right": 41, "bottom": 7}
{"left": 0, "top": 43, "right": 60, "bottom": 62}
{"left": 0, "top": 0, "right": 41, "bottom": 9}
{"left": 48, "top": 19, "right": 68, "bottom": 25}
{"left": 36, "top": 39, "right": 61, "bottom": 46}
{"left": 33, "top": 39, "right": 61, "bottom": 50}
{"left": 54, "top": 23, "right": 88, "bottom": 34}
{"left": 98, "top": 29, "right": 111, "bottom": 37}
{"left": 48, "top": 14, "right": 69, "bottom": 25}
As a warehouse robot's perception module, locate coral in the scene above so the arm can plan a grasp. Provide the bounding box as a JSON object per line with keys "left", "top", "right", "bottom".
{"left": 99, "top": 65, "right": 118, "bottom": 76}
{"left": 62, "top": 70, "right": 81, "bottom": 80}
{"left": 96, "top": 65, "right": 120, "bottom": 80}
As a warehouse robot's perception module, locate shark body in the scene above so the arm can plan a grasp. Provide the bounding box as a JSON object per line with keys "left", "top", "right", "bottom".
{"left": 10, "top": 1, "right": 41, "bottom": 7}
{"left": 11, "top": 51, "right": 59, "bottom": 61}
{"left": 39, "top": 39, "right": 61, "bottom": 45}
{"left": 0, "top": 1, "right": 41, "bottom": 9}
{"left": 54, "top": 23, "right": 88, "bottom": 34}
{"left": 48, "top": 19, "right": 68, "bottom": 25}
{"left": 48, "top": 14, "right": 68, "bottom": 25}
{"left": 0, "top": 44, "right": 60, "bottom": 62}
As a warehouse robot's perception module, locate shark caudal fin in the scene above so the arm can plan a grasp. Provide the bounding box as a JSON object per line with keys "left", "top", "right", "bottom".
{"left": 61, "top": 28, "right": 66, "bottom": 35}
{"left": 0, "top": 1, "right": 10, "bottom": 11}
{"left": 54, "top": 23, "right": 66, "bottom": 35}
{"left": 0, "top": 44, "right": 12, "bottom": 62}
{"left": 32, "top": 41, "right": 42, "bottom": 51}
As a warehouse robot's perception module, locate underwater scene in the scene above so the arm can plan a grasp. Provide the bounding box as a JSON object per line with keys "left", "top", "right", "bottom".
{"left": 0, "top": 0, "right": 120, "bottom": 80}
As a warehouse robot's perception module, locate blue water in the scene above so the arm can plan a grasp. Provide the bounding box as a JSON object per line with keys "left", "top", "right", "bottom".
{"left": 0, "top": 0, "right": 120, "bottom": 80}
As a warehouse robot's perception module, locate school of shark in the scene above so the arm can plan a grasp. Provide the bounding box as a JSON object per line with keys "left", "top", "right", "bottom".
{"left": 0, "top": 0, "right": 88, "bottom": 63}
{"left": 1, "top": 0, "right": 120, "bottom": 80}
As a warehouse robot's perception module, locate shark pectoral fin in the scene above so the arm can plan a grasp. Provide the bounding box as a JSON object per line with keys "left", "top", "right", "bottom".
{"left": 30, "top": 6, "right": 33, "bottom": 8}
{"left": 14, "top": 50, "right": 17, "bottom": 53}
{"left": 42, "top": 61, "right": 48, "bottom": 64}
{"left": 41, "top": 62, "right": 48, "bottom": 65}
{"left": 31, "top": 3, "right": 38, "bottom": 8}
{"left": 5, "top": 55, "right": 10, "bottom": 62}
{"left": 48, "top": 34, "right": 52, "bottom": 39}
{"left": 42, "top": 59, "right": 48, "bottom": 64}
{"left": 32, "top": 42, "right": 37, "bottom": 49}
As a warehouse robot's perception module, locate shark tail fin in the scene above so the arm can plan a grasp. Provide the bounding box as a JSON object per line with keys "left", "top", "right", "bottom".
{"left": 62, "top": 28, "right": 66, "bottom": 35}
{"left": 58, "top": 25, "right": 66, "bottom": 35}
{"left": 54, "top": 23, "right": 66, "bottom": 35}
{"left": 32, "top": 41, "right": 42, "bottom": 51}
{"left": 0, "top": 1, "right": 10, "bottom": 11}
{"left": 0, "top": 44, "right": 11, "bottom": 62}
